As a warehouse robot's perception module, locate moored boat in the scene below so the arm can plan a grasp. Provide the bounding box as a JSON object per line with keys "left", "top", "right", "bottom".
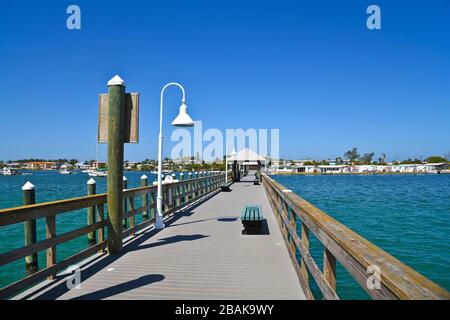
{"left": 1, "top": 167, "right": 20, "bottom": 176}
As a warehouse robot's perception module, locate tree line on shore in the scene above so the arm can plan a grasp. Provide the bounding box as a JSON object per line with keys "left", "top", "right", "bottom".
{"left": 286, "top": 148, "right": 449, "bottom": 166}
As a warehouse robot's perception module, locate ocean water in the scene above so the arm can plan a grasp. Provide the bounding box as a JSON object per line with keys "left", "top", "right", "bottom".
{"left": 272, "top": 174, "right": 450, "bottom": 299}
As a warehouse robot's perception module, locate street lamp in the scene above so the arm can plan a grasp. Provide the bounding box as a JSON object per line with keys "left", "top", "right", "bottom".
{"left": 155, "top": 82, "right": 194, "bottom": 229}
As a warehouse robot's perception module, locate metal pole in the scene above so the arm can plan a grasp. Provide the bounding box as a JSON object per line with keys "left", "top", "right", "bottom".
{"left": 156, "top": 82, "right": 186, "bottom": 230}
{"left": 22, "top": 181, "right": 38, "bottom": 274}
{"left": 87, "top": 178, "right": 96, "bottom": 246}
{"left": 106, "top": 75, "right": 125, "bottom": 254}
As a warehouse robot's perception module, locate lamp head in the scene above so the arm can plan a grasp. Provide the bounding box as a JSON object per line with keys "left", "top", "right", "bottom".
{"left": 171, "top": 102, "right": 194, "bottom": 127}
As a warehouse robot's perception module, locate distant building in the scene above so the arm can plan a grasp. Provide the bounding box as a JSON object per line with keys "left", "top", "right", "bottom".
{"left": 26, "top": 161, "right": 57, "bottom": 170}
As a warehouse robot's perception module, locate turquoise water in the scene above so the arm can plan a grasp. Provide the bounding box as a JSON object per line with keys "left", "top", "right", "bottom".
{"left": 272, "top": 174, "right": 450, "bottom": 299}
{"left": 0, "top": 171, "right": 158, "bottom": 289}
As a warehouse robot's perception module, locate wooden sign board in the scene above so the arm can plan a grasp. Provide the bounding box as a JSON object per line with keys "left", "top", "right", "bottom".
{"left": 98, "top": 93, "right": 139, "bottom": 143}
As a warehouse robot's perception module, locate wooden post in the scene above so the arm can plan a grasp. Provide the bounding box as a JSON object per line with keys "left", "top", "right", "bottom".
{"left": 179, "top": 172, "right": 184, "bottom": 205}
{"left": 123, "top": 176, "right": 128, "bottom": 229}
{"left": 97, "top": 204, "right": 105, "bottom": 251}
{"left": 87, "top": 178, "right": 96, "bottom": 246}
{"left": 199, "top": 172, "right": 203, "bottom": 195}
{"left": 141, "top": 175, "right": 149, "bottom": 220}
{"left": 188, "top": 172, "right": 192, "bottom": 202}
{"left": 45, "top": 215, "right": 56, "bottom": 279}
{"left": 129, "top": 196, "right": 135, "bottom": 236}
{"left": 22, "top": 182, "right": 38, "bottom": 274}
{"left": 232, "top": 161, "right": 238, "bottom": 182}
{"left": 171, "top": 173, "right": 177, "bottom": 207}
{"left": 324, "top": 248, "right": 337, "bottom": 291}
{"left": 300, "top": 223, "right": 310, "bottom": 294}
{"left": 257, "top": 160, "right": 261, "bottom": 183}
{"left": 106, "top": 75, "right": 125, "bottom": 254}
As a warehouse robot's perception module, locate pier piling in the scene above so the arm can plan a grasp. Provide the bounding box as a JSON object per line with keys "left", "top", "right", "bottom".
{"left": 123, "top": 176, "right": 128, "bottom": 229}
{"left": 87, "top": 178, "right": 96, "bottom": 246}
{"left": 140, "top": 175, "right": 149, "bottom": 220}
{"left": 106, "top": 75, "right": 125, "bottom": 254}
{"left": 22, "top": 182, "right": 38, "bottom": 275}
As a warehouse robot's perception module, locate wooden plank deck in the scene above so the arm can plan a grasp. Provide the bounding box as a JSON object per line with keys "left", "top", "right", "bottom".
{"left": 16, "top": 175, "right": 306, "bottom": 300}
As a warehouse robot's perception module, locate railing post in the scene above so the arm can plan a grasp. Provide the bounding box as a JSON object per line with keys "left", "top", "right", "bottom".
{"left": 45, "top": 214, "right": 56, "bottom": 280}
{"left": 187, "top": 172, "right": 192, "bottom": 203}
{"left": 150, "top": 191, "right": 156, "bottom": 219}
{"left": 129, "top": 196, "right": 135, "bottom": 236}
{"left": 171, "top": 173, "right": 177, "bottom": 207}
{"left": 123, "top": 176, "right": 128, "bottom": 229}
{"left": 178, "top": 172, "right": 184, "bottom": 206}
{"left": 193, "top": 172, "right": 197, "bottom": 199}
{"left": 140, "top": 174, "right": 149, "bottom": 220}
{"left": 97, "top": 204, "right": 105, "bottom": 251}
{"left": 324, "top": 248, "right": 337, "bottom": 291}
{"left": 289, "top": 206, "right": 296, "bottom": 255}
{"left": 87, "top": 178, "right": 96, "bottom": 246}
{"left": 300, "top": 223, "right": 311, "bottom": 294}
{"left": 22, "top": 182, "right": 38, "bottom": 275}
{"left": 106, "top": 75, "right": 125, "bottom": 254}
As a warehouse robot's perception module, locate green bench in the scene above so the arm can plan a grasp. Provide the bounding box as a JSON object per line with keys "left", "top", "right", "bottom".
{"left": 241, "top": 205, "right": 264, "bottom": 234}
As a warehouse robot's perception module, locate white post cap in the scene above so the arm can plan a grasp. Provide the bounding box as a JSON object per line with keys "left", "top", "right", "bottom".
{"left": 22, "top": 181, "right": 35, "bottom": 191}
{"left": 87, "top": 178, "right": 96, "bottom": 185}
{"left": 123, "top": 176, "right": 128, "bottom": 181}
{"left": 179, "top": 172, "right": 184, "bottom": 176}
{"left": 140, "top": 174, "right": 148, "bottom": 180}
{"left": 108, "top": 75, "right": 125, "bottom": 86}
{"left": 171, "top": 173, "right": 176, "bottom": 177}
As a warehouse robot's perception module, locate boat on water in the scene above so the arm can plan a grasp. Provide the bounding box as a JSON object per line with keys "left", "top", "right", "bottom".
{"left": 88, "top": 170, "right": 107, "bottom": 177}
{"left": 59, "top": 169, "right": 73, "bottom": 175}
{"left": 1, "top": 167, "right": 20, "bottom": 176}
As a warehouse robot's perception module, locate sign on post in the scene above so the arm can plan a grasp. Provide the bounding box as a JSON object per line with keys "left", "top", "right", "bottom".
{"left": 98, "top": 93, "right": 139, "bottom": 143}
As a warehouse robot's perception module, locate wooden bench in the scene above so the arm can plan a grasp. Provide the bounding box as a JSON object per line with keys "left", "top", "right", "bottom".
{"left": 241, "top": 205, "right": 263, "bottom": 234}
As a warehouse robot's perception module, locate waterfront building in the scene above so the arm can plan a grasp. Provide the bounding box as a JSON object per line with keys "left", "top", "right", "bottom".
{"left": 25, "top": 161, "right": 57, "bottom": 170}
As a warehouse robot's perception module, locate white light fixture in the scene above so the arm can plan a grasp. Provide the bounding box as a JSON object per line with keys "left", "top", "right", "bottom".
{"left": 171, "top": 102, "right": 194, "bottom": 127}
{"left": 155, "top": 82, "right": 194, "bottom": 230}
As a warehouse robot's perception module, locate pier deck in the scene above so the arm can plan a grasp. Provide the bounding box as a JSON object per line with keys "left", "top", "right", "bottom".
{"left": 17, "top": 175, "right": 306, "bottom": 300}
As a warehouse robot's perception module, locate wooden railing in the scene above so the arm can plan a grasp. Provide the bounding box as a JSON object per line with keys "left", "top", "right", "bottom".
{"left": 0, "top": 172, "right": 226, "bottom": 299}
{"left": 262, "top": 174, "right": 450, "bottom": 300}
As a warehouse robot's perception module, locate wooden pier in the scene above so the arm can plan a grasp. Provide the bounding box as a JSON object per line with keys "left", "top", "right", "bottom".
{"left": 0, "top": 172, "right": 449, "bottom": 300}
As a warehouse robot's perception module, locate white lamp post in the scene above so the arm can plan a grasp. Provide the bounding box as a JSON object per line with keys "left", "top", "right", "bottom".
{"left": 155, "top": 82, "right": 194, "bottom": 229}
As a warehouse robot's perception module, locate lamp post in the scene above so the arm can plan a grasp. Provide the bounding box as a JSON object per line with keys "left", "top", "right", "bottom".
{"left": 155, "top": 82, "right": 194, "bottom": 229}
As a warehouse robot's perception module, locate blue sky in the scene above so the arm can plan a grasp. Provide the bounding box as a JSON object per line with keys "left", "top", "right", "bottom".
{"left": 0, "top": 0, "right": 449, "bottom": 162}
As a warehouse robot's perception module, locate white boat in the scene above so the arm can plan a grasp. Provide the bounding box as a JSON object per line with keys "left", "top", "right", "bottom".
{"left": 88, "top": 139, "right": 107, "bottom": 177}
{"left": 59, "top": 169, "right": 72, "bottom": 175}
{"left": 1, "top": 167, "right": 20, "bottom": 176}
{"left": 88, "top": 170, "right": 107, "bottom": 177}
